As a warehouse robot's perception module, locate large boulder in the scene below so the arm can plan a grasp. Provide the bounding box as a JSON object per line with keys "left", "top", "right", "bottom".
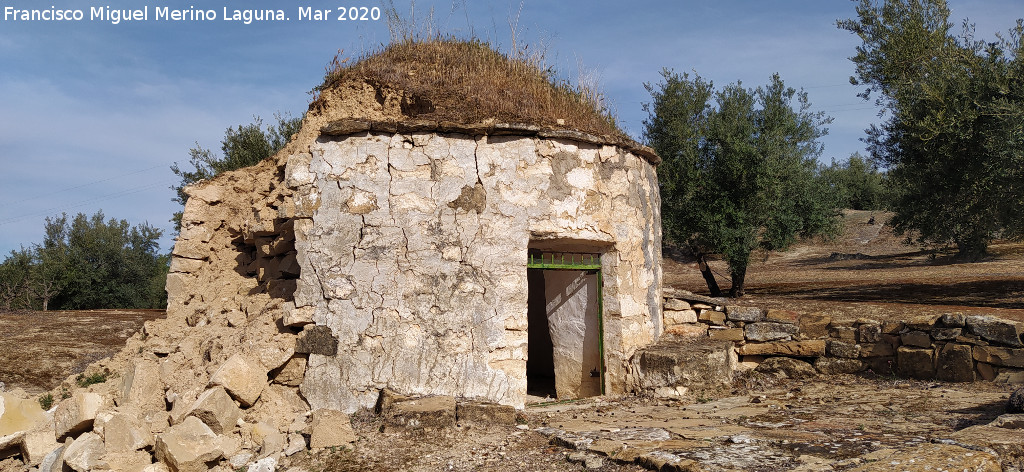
{"left": 631, "top": 338, "right": 735, "bottom": 396}
{"left": 154, "top": 416, "right": 229, "bottom": 472}
{"left": 54, "top": 391, "right": 106, "bottom": 441}
{"left": 63, "top": 432, "right": 107, "bottom": 472}
{"left": 966, "top": 315, "right": 1023, "bottom": 347}
{"left": 181, "top": 387, "right": 240, "bottom": 435}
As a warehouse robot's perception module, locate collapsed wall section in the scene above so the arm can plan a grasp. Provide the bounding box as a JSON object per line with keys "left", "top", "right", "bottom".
{"left": 290, "top": 128, "right": 662, "bottom": 412}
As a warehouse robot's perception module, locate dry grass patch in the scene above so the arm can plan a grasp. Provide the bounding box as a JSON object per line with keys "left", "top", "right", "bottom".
{"left": 312, "top": 38, "right": 624, "bottom": 138}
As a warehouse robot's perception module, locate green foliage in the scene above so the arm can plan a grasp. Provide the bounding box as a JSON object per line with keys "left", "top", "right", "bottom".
{"left": 644, "top": 70, "right": 839, "bottom": 297}
{"left": 170, "top": 113, "right": 302, "bottom": 230}
{"left": 839, "top": 0, "right": 1024, "bottom": 259}
{"left": 38, "top": 393, "right": 54, "bottom": 410}
{"left": 0, "top": 210, "right": 168, "bottom": 311}
{"left": 75, "top": 371, "right": 109, "bottom": 387}
{"left": 822, "top": 153, "right": 891, "bottom": 210}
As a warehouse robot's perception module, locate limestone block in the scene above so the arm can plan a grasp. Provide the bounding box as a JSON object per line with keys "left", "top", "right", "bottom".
{"left": 94, "top": 409, "right": 153, "bottom": 453}
{"left": 282, "top": 304, "right": 314, "bottom": 328}
{"left": 184, "top": 387, "right": 240, "bottom": 435}
{"left": 932, "top": 327, "right": 961, "bottom": 341}
{"left": 765, "top": 309, "right": 799, "bottom": 324}
{"left": 285, "top": 153, "right": 314, "bottom": 188}
{"left": 455, "top": 402, "right": 516, "bottom": 425}
{"left": 846, "top": 443, "right": 1000, "bottom": 472}
{"left": 708, "top": 327, "right": 744, "bottom": 342}
{"left": 0, "top": 391, "right": 49, "bottom": 438}
{"left": 972, "top": 345, "right": 1024, "bottom": 368}
{"left": 901, "top": 330, "right": 931, "bottom": 348}
{"left": 990, "top": 413, "right": 1024, "bottom": 428}
{"left": 103, "top": 450, "right": 154, "bottom": 471}
{"left": 698, "top": 310, "right": 726, "bottom": 325}
{"left": 154, "top": 416, "right": 227, "bottom": 472}
{"left": 284, "top": 433, "right": 306, "bottom": 456}
{"left": 966, "top": 315, "right": 1023, "bottom": 347}
{"left": 935, "top": 343, "right": 975, "bottom": 382}
{"left": 897, "top": 347, "right": 935, "bottom": 379}
{"left": 826, "top": 340, "right": 860, "bottom": 358}
{"left": 663, "top": 324, "right": 707, "bottom": 338}
{"left": 828, "top": 325, "right": 856, "bottom": 343}
{"left": 169, "top": 257, "right": 204, "bottom": 274}
{"left": 663, "top": 309, "right": 697, "bottom": 325}
{"left": 208, "top": 354, "right": 267, "bottom": 408}
{"left": 631, "top": 339, "right": 735, "bottom": 393}
{"left": 858, "top": 342, "right": 895, "bottom": 358}
{"left": 996, "top": 368, "right": 1024, "bottom": 384}
{"left": 905, "top": 314, "right": 940, "bottom": 331}
{"left": 171, "top": 239, "right": 209, "bottom": 261}
{"left": 309, "top": 409, "right": 356, "bottom": 449}
{"left": 737, "top": 340, "right": 825, "bottom": 357}
{"left": 184, "top": 183, "right": 221, "bottom": 204}
{"left": 856, "top": 323, "right": 881, "bottom": 343}
{"left": 726, "top": 306, "right": 764, "bottom": 322}
{"left": 754, "top": 357, "right": 816, "bottom": 379}
{"left": 54, "top": 391, "right": 105, "bottom": 440}
{"left": 384, "top": 396, "right": 456, "bottom": 431}
{"left": 814, "top": 357, "right": 865, "bottom": 374}
{"left": 940, "top": 313, "right": 966, "bottom": 327}
{"left": 248, "top": 456, "right": 278, "bottom": 472}
{"left": 20, "top": 428, "right": 59, "bottom": 466}
{"left": 663, "top": 298, "right": 690, "bottom": 311}
{"left": 744, "top": 322, "right": 797, "bottom": 342}
{"left": 880, "top": 321, "right": 905, "bottom": 334}
{"left": 122, "top": 359, "right": 165, "bottom": 413}
{"left": 799, "top": 312, "right": 831, "bottom": 339}
{"left": 63, "top": 432, "right": 106, "bottom": 472}
{"left": 976, "top": 362, "right": 996, "bottom": 381}
{"left": 271, "top": 356, "right": 307, "bottom": 387}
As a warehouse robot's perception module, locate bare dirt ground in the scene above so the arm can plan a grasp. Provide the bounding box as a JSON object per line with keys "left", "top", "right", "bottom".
{"left": 665, "top": 210, "right": 1024, "bottom": 322}
{"left": 0, "top": 309, "right": 164, "bottom": 395}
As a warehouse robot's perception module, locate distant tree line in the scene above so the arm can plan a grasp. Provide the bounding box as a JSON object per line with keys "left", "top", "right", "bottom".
{"left": 821, "top": 153, "right": 891, "bottom": 211}
{"left": 0, "top": 211, "right": 168, "bottom": 311}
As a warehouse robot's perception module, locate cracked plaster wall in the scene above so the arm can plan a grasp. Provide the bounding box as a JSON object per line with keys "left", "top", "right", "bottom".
{"left": 291, "top": 131, "right": 663, "bottom": 412}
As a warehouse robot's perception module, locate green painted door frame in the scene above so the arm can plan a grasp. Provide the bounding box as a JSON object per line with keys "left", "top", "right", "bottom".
{"left": 526, "top": 252, "right": 605, "bottom": 395}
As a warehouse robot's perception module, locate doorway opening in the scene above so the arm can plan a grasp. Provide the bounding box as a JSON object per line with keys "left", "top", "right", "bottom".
{"left": 526, "top": 251, "right": 604, "bottom": 400}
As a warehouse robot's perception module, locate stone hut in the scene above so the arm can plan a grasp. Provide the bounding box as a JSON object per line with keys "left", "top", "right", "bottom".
{"left": 168, "top": 40, "right": 664, "bottom": 412}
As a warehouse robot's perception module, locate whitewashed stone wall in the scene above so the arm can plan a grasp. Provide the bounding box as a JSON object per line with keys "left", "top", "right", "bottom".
{"left": 292, "top": 130, "right": 662, "bottom": 412}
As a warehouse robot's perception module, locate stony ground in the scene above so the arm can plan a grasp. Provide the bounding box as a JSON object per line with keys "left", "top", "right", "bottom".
{"left": 268, "top": 373, "right": 1018, "bottom": 471}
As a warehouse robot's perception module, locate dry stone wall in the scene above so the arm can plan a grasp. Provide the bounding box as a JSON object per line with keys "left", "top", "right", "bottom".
{"left": 652, "top": 289, "right": 1024, "bottom": 386}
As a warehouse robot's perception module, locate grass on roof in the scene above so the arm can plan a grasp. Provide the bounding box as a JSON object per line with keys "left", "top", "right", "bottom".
{"left": 312, "top": 38, "right": 625, "bottom": 138}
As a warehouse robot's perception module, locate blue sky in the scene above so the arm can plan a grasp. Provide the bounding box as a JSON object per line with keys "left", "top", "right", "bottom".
{"left": 1, "top": 0, "right": 1022, "bottom": 255}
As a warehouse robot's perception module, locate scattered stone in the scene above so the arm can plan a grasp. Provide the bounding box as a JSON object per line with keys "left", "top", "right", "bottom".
{"left": 54, "top": 391, "right": 105, "bottom": 440}
{"left": 271, "top": 356, "right": 307, "bottom": 387}
{"left": 122, "top": 359, "right": 165, "bottom": 413}
{"left": 37, "top": 444, "right": 65, "bottom": 472}
{"left": 208, "top": 354, "right": 267, "bottom": 408}
{"left": 726, "top": 306, "right": 764, "bottom": 323}
{"left": 154, "top": 416, "right": 228, "bottom": 472}
{"left": 744, "top": 322, "right": 798, "bottom": 342}
{"left": 104, "top": 450, "right": 154, "bottom": 471}
{"left": 284, "top": 433, "right": 306, "bottom": 456}
{"left": 996, "top": 369, "right": 1024, "bottom": 384}
{"left": 754, "top": 357, "right": 816, "bottom": 380}
{"left": 184, "top": 387, "right": 241, "bottom": 435}
{"left": 252, "top": 422, "right": 286, "bottom": 456}
{"left": 976, "top": 362, "right": 996, "bottom": 381}
{"left": 63, "top": 432, "right": 106, "bottom": 472}
{"left": 20, "top": 428, "right": 59, "bottom": 466}
{"left": 94, "top": 408, "right": 154, "bottom": 453}
{"left": 966, "top": 315, "right": 1023, "bottom": 347}
{"left": 652, "top": 386, "right": 689, "bottom": 398}
{"left": 309, "top": 409, "right": 356, "bottom": 448}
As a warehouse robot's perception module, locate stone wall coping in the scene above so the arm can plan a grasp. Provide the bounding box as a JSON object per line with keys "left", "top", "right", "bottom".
{"left": 320, "top": 118, "right": 662, "bottom": 166}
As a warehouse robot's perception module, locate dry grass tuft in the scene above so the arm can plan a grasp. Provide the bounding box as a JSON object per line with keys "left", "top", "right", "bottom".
{"left": 311, "top": 37, "right": 625, "bottom": 138}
